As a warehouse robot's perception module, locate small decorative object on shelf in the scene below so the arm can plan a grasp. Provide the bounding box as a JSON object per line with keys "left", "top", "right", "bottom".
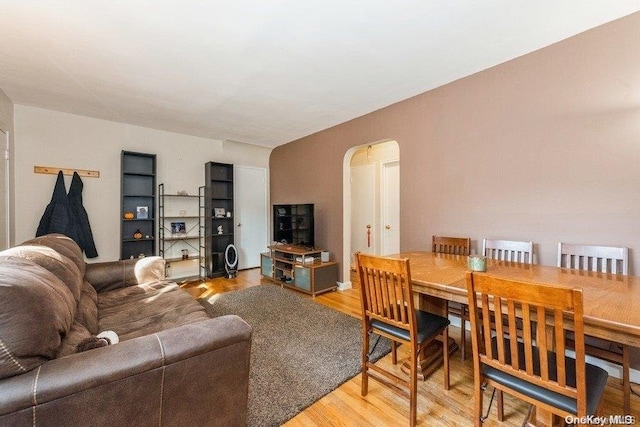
{"left": 124, "top": 212, "right": 134, "bottom": 219}
{"left": 136, "top": 206, "right": 149, "bottom": 219}
{"left": 171, "top": 221, "right": 186, "bottom": 234}
{"left": 182, "top": 249, "right": 189, "bottom": 260}
{"left": 133, "top": 230, "right": 143, "bottom": 240}
{"left": 177, "top": 190, "right": 189, "bottom": 196}
{"left": 214, "top": 207, "right": 226, "bottom": 218}
{"left": 217, "top": 225, "right": 223, "bottom": 234}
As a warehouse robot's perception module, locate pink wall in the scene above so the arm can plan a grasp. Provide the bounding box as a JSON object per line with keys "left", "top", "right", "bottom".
{"left": 270, "top": 12, "right": 640, "bottom": 281}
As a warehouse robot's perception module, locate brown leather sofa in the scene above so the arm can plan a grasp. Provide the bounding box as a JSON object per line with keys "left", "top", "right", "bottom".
{"left": 0, "top": 234, "right": 251, "bottom": 427}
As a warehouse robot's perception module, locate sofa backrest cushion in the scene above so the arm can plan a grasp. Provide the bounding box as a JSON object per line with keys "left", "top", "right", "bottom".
{"left": 21, "top": 234, "right": 86, "bottom": 277}
{"left": 0, "top": 244, "right": 83, "bottom": 305}
{"left": 0, "top": 256, "right": 76, "bottom": 380}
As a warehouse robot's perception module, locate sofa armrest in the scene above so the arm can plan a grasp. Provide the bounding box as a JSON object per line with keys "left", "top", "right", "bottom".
{"left": 84, "top": 258, "right": 138, "bottom": 292}
{"left": 0, "top": 315, "right": 252, "bottom": 427}
{"left": 85, "top": 256, "right": 165, "bottom": 293}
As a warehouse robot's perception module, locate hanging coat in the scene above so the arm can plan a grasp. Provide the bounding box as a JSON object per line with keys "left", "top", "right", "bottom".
{"left": 36, "top": 171, "right": 76, "bottom": 240}
{"left": 68, "top": 172, "right": 98, "bottom": 258}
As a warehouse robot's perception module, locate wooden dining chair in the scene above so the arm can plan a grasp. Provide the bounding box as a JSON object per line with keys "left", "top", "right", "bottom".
{"left": 356, "top": 252, "right": 450, "bottom": 427}
{"left": 482, "top": 239, "right": 534, "bottom": 264}
{"left": 432, "top": 236, "right": 471, "bottom": 256}
{"left": 466, "top": 272, "right": 608, "bottom": 426}
{"left": 558, "top": 242, "right": 632, "bottom": 413}
{"left": 480, "top": 239, "right": 535, "bottom": 343}
{"left": 432, "top": 236, "right": 471, "bottom": 360}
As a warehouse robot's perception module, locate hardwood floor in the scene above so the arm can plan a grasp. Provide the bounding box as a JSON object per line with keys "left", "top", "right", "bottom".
{"left": 184, "top": 269, "right": 638, "bottom": 426}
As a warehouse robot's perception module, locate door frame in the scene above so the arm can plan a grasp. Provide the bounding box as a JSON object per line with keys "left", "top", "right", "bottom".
{"left": 342, "top": 139, "right": 399, "bottom": 290}
{"left": 234, "top": 165, "right": 269, "bottom": 270}
{"left": 0, "top": 127, "right": 8, "bottom": 249}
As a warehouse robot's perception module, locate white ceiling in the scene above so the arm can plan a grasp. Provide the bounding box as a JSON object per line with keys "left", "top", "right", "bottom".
{"left": 0, "top": 1, "right": 638, "bottom": 148}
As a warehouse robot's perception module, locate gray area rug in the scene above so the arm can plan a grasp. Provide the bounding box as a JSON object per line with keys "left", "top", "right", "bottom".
{"left": 201, "top": 285, "right": 391, "bottom": 427}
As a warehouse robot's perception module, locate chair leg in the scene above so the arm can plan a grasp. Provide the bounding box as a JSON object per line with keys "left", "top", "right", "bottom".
{"left": 361, "top": 329, "right": 369, "bottom": 396}
{"left": 623, "top": 344, "right": 631, "bottom": 414}
{"left": 474, "top": 382, "right": 483, "bottom": 427}
{"left": 391, "top": 340, "right": 398, "bottom": 365}
{"left": 410, "top": 345, "right": 418, "bottom": 427}
{"left": 460, "top": 304, "right": 467, "bottom": 361}
{"left": 497, "top": 390, "right": 504, "bottom": 421}
{"left": 443, "top": 327, "right": 450, "bottom": 390}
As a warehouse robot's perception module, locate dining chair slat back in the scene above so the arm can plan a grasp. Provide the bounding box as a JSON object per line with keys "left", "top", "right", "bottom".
{"left": 557, "top": 243, "right": 628, "bottom": 275}
{"left": 432, "top": 236, "right": 471, "bottom": 256}
{"left": 483, "top": 239, "right": 534, "bottom": 264}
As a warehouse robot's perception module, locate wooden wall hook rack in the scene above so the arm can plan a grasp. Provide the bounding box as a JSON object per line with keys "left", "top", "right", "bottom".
{"left": 34, "top": 166, "right": 100, "bottom": 178}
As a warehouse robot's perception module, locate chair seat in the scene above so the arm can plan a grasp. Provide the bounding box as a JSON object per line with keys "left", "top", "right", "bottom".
{"left": 483, "top": 337, "right": 608, "bottom": 415}
{"left": 371, "top": 309, "right": 450, "bottom": 344}
{"left": 567, "top": 331, "right": 623, "bottom": 355}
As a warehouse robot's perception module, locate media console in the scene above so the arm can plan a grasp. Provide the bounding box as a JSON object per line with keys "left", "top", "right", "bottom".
{"left": 260, "top": 244, "right": 338, "bottom": 296}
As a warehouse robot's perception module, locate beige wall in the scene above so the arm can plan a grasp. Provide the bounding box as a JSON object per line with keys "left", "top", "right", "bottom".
{"left": 271, "top": 12, "right": 640, "bottom": 282}
{"left": 14, "top": 105, "right": 271, "bottom": 261}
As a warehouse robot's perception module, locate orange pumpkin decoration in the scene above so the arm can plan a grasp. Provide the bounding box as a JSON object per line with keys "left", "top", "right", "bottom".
{"left": 124, "top": 212, "right": 135, "bottom": 219}
{"left": 133, "top": 230, "right": 143, "bottom": 239}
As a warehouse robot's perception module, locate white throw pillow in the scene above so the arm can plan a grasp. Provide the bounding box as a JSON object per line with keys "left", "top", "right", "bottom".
{"left": 134, "top": 256, "right": 166, "bottom": 284}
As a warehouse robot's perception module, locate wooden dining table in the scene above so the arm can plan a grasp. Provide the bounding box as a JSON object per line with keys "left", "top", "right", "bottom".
{"left": 392, "top": 251, "right": 640, "bottom": 347}
{"left": 389, "top": 251, "right": 640, "bottom": 422}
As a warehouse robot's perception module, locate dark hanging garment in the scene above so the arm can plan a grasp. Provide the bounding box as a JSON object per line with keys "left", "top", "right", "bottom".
{"left": 68, "top": 172, "right": 98, "bottom": 258}
{"left": 36, "top": 171, "right": 75, "bottom": 240}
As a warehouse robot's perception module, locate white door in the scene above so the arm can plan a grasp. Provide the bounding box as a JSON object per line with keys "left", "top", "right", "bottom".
{"left": 350, "top": 163, "right": 376, "bottom": 267}
{"left": 235, "top": 166, "right": 268, "bottom": 269}
{"left": 381, "top": 161, "right": 400, "bottom": 255}
{"left": 0, "top": 129, "right": 7, "bottom": 249}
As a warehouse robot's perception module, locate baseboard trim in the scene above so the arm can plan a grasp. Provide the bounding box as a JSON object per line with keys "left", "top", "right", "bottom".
{"left": 337, "top": 281, "right": 352, "bottom": 291}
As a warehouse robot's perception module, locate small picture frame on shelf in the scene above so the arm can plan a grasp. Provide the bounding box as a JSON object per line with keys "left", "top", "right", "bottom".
{"left": 136, "top": 206, "right": 149, "bottom": 219}
{"left": 171, "top": 222, "right": 186, "bottom": 234}
{"left": 214, "top": 207, "right": 226, "bottom": 218}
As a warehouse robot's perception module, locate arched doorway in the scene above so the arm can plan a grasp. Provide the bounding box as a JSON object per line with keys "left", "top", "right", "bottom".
{"left": 341, "top": 140, "right": 399, "bottom": 288}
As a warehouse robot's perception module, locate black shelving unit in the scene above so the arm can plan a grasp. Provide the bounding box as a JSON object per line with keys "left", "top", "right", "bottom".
{"left": 204, "top": 162, "right": 234, "bottom": 278}
{"left": 121, "top": 151, "right": 156, "bottom": 259}
{"left": 199, "top": 185, "right": 206, "bottom": 280}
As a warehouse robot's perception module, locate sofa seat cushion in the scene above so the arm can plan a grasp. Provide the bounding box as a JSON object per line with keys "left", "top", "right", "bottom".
{"left": 98, "top": 280, "right": 209, "bottom": 341}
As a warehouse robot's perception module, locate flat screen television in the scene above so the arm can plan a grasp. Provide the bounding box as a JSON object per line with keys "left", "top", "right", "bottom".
{"left": 273, "top": 204, "right": 314, "bottom": 247}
